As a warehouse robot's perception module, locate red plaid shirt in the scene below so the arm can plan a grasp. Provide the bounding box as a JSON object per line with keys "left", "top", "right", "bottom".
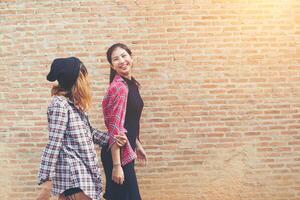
{"left": 102, "top": 74, "right": 137, "bottom": 166}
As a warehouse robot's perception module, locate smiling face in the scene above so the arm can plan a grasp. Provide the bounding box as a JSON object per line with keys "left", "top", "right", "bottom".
{"left": 110, "top": 47, "right": 133, "bottom": 79}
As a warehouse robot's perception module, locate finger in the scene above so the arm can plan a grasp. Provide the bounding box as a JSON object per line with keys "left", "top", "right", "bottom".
{"left": 114, "top": 178, "right": 119, "bottom": 184}
{"left": 140, "top": 158, "right": 147, "bottom": 166}
{"left": 119, "top": 133, "right": 127, "bottom": 137}
{"left": 115, "top": 136, "right": 126, "bottom": 143}
{"left": 117, "top": 141, "right": 126, "bottom": 147}
{"left": 118, "top": 137, "right": 126, "bottom": 143}
{"left": 114, "top": 139, "right": 122, "bottom": 147}
{"left": 114, "top": 136, "right": 126, "bottom": 144}
{"left": 114, "top": 137, "right": 120, "bottom": 143}
{"left": 116, "top": 140, "right": 125, "bottom": 147}
{"left": 116, "top": 141, "right": 121, "bottom": 146}
{"left": 114, "top": 177, "right": 119, "bottom": 184}
{"left": 119, "top": 138, "right": 127, "bottom": 143}
{"left": 117, "top": 135, "right": 127, "bottom": 142}
{"left": 115, "top": 135, "right": 125, "bottom": 139}
{"left": 113, "top": 176, "right": 119, "bottom": 184}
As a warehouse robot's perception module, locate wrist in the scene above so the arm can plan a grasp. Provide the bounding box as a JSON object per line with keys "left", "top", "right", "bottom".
{"left": 113, "top": 163, "right": 121, "bottom": 167}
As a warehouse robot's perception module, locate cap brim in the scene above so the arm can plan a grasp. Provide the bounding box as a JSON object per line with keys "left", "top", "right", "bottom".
{"left": 46, "top": 72, "right": 56, "bottom": 82}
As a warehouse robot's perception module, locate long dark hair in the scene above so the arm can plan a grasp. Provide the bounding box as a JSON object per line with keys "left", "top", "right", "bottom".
{"left": 106, "top": 43, "right": 140, "bottom": 86}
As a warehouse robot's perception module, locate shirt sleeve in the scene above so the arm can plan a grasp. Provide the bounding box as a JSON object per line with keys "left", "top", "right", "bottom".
{"left": 91, "top": 127, "right": 109, "bottom": 147}
{"left": 103, "top": 83, "right": 128, "bottom": 147}
{"left": 37, "top": 102, "right": 68, "bottom": 185}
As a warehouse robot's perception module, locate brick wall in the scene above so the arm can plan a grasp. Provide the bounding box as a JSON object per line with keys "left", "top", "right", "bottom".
{"left": 1, "top": 0, "right": 300, "bottom": 199}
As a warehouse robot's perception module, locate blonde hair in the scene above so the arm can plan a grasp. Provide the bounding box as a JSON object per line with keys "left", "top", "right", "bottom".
{"left": 51, "top": 64, "right": 92, "bottom": 112}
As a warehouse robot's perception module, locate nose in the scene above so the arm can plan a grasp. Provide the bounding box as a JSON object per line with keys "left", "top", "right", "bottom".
{"left": 118, "top": 58, "right": 126, "bottom": 65}
{"left": 119, "top": 57, "right": 125, "bottom": 63}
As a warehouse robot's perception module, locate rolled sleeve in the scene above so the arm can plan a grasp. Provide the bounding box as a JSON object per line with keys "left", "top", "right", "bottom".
{"left": 108, "top": 95, "right": 127, "bottom": 145}
{"left": 103, "top": 83, "right": 128, "bottom": 147}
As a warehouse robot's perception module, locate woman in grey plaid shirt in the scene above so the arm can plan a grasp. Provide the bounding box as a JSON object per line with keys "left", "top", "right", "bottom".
{"left": 36, "top": 57, "right": 127, "bottom": 200}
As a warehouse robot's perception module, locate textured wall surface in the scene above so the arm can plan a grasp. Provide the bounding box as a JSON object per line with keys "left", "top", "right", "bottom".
{"left": 1, "top": 0, "right": 300, "bottom": 199}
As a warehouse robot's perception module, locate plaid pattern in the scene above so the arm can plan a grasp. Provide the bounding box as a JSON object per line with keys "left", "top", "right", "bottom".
{"left": 102, "top": 74, "right": 137, "bottom": 166}
{"left": 38, "top": 96, "right": 109, "bottom": 200}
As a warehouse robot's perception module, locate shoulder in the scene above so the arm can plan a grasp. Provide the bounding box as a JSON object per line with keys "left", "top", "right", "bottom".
{"left": 48, "top": 96, "right": 69, "bottom": 111}
{"left": 107, "top": 77, "right": 128, "bottom": 96}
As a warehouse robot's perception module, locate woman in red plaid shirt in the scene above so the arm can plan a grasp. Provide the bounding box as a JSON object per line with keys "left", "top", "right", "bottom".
{"left": 36, "top": 57, "right": 127, "bottom": 200}
{"left": 101, "top": 43, "right": 147, "bottom": 200}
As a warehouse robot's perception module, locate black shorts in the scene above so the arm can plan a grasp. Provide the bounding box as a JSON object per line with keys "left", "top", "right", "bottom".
{"left": 63, "top": 187, "right": 83, "bottom": 196}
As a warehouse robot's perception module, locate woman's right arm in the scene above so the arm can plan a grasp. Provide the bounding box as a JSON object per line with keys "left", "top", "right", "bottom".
{"left": 111, "top": 143, "right": 124, "bottom": 184}
{"left": 38, "top": 102, "right": 68, "bottom": 185}
{"left": 103, "top": 83, "right": 128, "bottom": 184}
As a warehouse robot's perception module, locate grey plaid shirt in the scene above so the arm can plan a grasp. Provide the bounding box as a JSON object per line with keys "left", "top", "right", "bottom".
{"left": 38, "top": 96, "right": 109, "bottom": 200}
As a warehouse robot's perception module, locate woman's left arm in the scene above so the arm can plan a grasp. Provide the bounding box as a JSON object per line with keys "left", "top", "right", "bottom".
{"left": 91, "top": 127, "right": 128, "bottom": 147}
{"left": 136, "top": 139, "right": 147, "bottom": 165}
{"left": 38, "top": 102, "right": 68, "bottom": 185}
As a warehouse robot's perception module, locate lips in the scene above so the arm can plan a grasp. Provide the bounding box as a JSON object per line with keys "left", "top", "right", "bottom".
{"left": 119, "top": 64, "right": 128, "bottom": 70}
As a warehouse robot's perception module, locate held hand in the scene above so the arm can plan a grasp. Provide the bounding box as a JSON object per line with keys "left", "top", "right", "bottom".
{"left": 36, "top": 181, "right": 52, "bottom": 200}
{"left": 112, "top": 165, "right": 124, "bottom": 185}
{"left": 136, "top": 145, "right": 147, "bottom": 166}
{"left": 114, "top": 134, "right": 128, "bottom": 147}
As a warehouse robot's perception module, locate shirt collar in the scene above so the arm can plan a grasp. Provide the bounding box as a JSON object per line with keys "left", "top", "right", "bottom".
{"left": 57, "top": 95, "right": 74, "bottom": 105}
{"left": 55, "top": 95, "right": 87, "bottom": 115}
{"left": 114, "top": 74, "right": 126, "bottom": 83}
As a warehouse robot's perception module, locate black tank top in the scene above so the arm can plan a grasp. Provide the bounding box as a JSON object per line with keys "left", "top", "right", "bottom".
{"left": 123, "top": 77, "right": 144, "bottom": 150}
